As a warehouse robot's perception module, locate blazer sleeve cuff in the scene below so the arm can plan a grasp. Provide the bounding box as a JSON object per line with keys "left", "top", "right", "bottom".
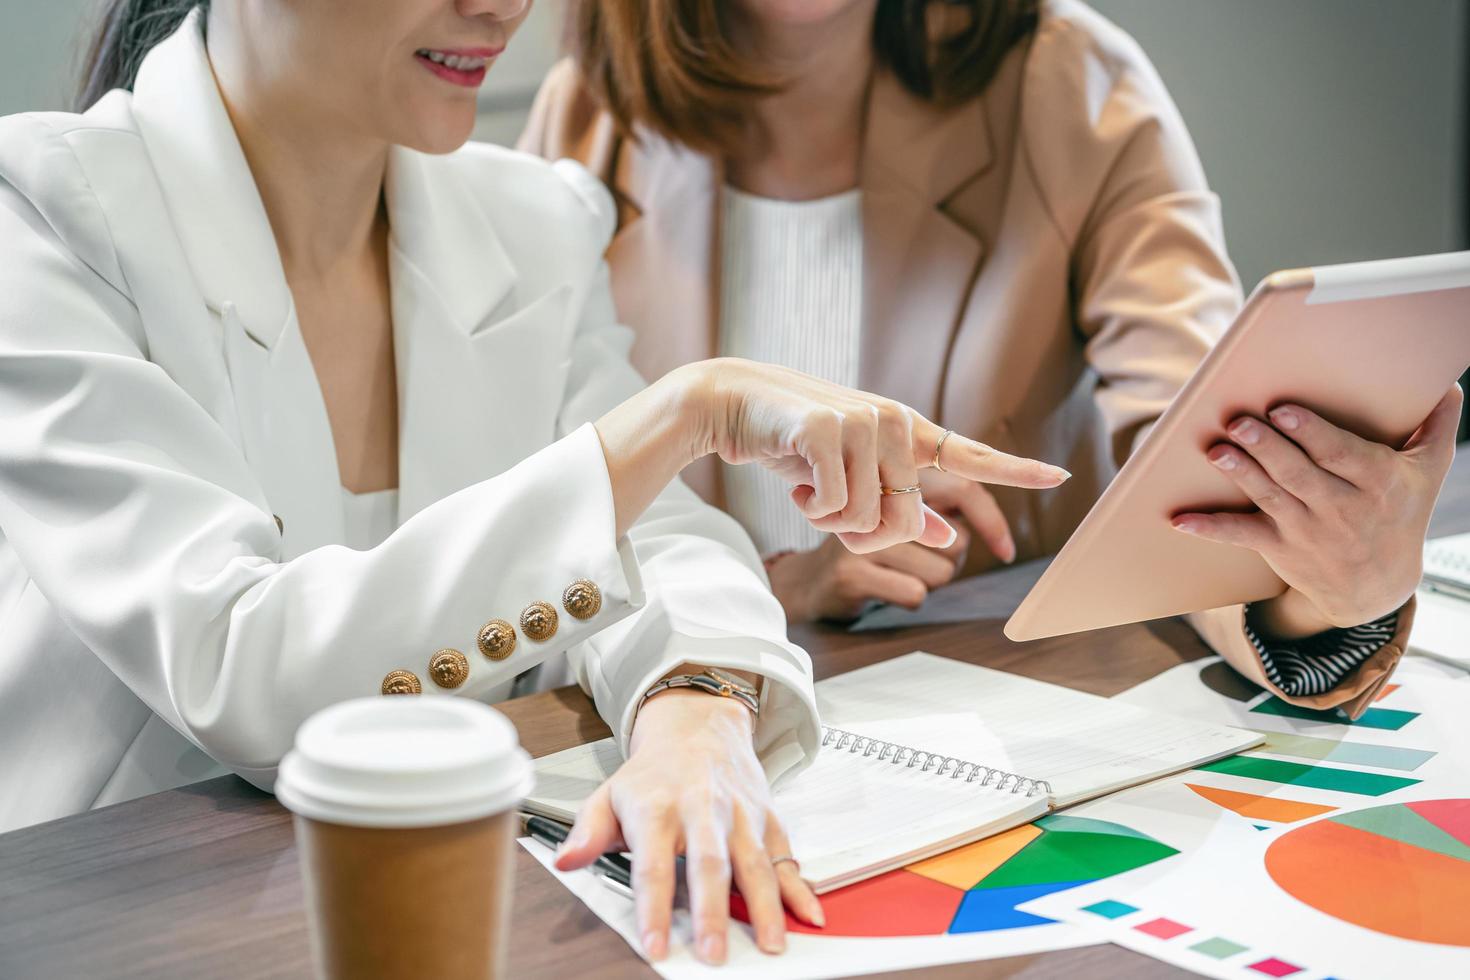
{"left": 579, "top": 626, "right": 821, "bottom": 785}
{"left": 1185, "top": 596, "right": 1415, "bottom": 720}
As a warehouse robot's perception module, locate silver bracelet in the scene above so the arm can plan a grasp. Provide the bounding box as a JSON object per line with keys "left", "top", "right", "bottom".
{"left": 639, "top": 667, "right": 761, "bottom": 718}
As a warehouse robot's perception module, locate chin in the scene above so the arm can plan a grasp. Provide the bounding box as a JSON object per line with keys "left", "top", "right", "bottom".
{"left": 400, "top": 107, "right": 480, "bottom": 155}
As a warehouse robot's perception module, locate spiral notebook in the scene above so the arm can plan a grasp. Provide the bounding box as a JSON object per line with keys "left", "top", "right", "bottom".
{"left": 524, "top": 653, "right": 1261, "bottom": 893}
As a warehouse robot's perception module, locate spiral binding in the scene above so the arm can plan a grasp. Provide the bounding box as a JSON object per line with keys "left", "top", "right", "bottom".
{"left": 821, "top": 726, "right": 1052, "bottom": 798}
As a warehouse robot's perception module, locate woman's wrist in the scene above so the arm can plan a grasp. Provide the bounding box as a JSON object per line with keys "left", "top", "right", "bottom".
{"left": 594, "top": 363, "right": 713, "bottom": 537}
{"left": 1248, "top": 587, "right": 1336, "bottom": 642}
{"left": 630, "top": 686, "right": 756, "bottom": 756}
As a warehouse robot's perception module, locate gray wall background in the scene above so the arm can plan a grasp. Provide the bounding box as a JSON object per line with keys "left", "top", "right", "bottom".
{"left": 2, "top": 0, "right": 1465, "bottom": 292}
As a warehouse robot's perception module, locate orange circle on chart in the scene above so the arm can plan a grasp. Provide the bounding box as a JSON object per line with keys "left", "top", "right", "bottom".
{"left": 1265, "top": 799, "right": 1470, "bottom": 947}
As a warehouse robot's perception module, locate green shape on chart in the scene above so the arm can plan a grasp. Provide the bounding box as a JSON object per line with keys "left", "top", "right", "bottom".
{"left": 975, "top": 830, "right": 1177, "bottom": 890}
{"left": 1331, "top": 804, "right": 1470, "bottom": 863}
{"left": 1197, "top": 756, "right": 1419, "bottom": 797}
{"left": 1034, "top": 812, "right": 1159, "bottom": 843}
{"left": 1253, "top": 825, "right": 1271, "bottom": 831}
{"left": 1258, "top": 732, "right": 1435, "bottom": 772}
{"left": 1190, "top": 937, "right": 1250, "bottom": 959}
{"left": 1250, "top": 697, "right": 1417, "bottom": 731}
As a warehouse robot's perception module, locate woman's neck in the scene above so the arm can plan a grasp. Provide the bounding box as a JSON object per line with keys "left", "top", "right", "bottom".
{"left": 207, "top": 20, "right": 388, "bottom": 277}
{"left": 725, "top": 2, "right": 877, "bottom": 201}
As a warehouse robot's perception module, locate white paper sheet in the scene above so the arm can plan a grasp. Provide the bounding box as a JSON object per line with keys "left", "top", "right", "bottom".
{"left": 1020, "top": 791, "right": 1470, "bottom": 980}
{"left": 1017, "top": 654, "right": 1470, "bottom": 979}
{"left": 519, "top": 838, "right": 1096, "bottom": 979}
{"left": 1409, "top": 588, "right": 1470, "bottom": 667}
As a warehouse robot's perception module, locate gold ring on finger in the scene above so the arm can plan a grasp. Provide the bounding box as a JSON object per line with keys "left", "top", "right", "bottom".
{"left": 934, "top": 429, "right": 954, "bottom": 472}
{"left": 771, "top": 855, "right": 800, "bottom": 871}
{"left": 880, "top": 484, "right": 922, "bottom": 495}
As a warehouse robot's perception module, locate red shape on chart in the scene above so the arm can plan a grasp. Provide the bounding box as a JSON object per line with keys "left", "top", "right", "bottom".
{"left": 1408, "top": 798, "right": 1470, "bottom": 848}
{"left": 1132, "top": 916, "right": 1192, "bottom": 939}
{"left": 1248, "top": 956, "right": 1303, "bottom": 976}
{"left": 731, "top": 869, "right": 964, "bottom": 937}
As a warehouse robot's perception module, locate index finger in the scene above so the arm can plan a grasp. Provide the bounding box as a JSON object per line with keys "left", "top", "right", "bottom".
{"left": 913, "top": 416, "right": 1070, "bottom": 489}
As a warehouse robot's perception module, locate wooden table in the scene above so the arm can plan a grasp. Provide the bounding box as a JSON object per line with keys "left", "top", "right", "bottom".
{"left": 2, "top": 452, "right": 1466, "bottom": 980}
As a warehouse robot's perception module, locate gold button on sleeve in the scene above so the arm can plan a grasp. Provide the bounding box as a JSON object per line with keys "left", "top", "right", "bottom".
{"left": 477, "top": 619, "right": 516, "bottom": 661}
{"left": 562, "top": 579, "right": 602, "bottom": 621}
{"left": 519, "top": 601, "right": 559, "bottom": 642}
{"left": 428, "top": 648, "right": 470, "bottom": 689}
{"left": 381, "top": 670, "right": 422, "bottom": 695}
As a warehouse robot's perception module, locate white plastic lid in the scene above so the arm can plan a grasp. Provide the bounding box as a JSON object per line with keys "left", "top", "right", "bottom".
{"left": 276, "top": 697, "right": 534, "bottom": 828}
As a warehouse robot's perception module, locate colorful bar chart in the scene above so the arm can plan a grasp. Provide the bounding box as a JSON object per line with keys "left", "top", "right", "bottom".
{"left": 1250, "top": 696, "right": 1418, "bottom": 731}
{"left": 1185, "top": 784, "right": 1337, "bottom": 823}
{"left": 1197, "top": 756, "right": 1420, "bottom": 796}
{"left": 1255, "top": 732, "right": 1435, "bottom": 772}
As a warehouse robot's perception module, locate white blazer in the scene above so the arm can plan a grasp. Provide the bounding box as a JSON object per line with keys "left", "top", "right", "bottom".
{"left": 0, "top": 16, "right": 818, "bottom": 833}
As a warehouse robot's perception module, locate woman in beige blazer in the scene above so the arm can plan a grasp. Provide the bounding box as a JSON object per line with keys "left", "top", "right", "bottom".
{"left": 521, "top": 0, "right": 1460, "bottom": 718}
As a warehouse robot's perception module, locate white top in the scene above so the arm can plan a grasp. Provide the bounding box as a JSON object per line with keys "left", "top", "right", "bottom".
{"left": 718, "top": 186, "right": 864, "bottom": 555}
{"left": 341, "top": 487, "right": 400, "bottom": 550}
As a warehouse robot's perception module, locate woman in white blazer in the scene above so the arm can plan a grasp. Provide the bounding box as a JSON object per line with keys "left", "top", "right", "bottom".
{"left": 0, "top": 0, "right": 1066, "bottom": 963}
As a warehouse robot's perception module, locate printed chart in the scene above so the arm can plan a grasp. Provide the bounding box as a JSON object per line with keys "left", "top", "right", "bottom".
{"left": 1265, "top": 799, "right": 1470, "bottom": 946}
{"left": 1030, "top": 656, "right": 1470, "bottom": 978}
{"left": 732, "top": 813, "right": 1177, "bottom": 937}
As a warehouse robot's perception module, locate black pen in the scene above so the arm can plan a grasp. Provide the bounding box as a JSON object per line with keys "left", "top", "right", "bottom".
{"left": 522, "top": 813, "right": 633, "bottom": 888}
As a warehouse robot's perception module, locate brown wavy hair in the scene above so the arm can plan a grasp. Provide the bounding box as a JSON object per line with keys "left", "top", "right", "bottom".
{"left": 569, "top": 0, "right": 1040, "bottom": 154}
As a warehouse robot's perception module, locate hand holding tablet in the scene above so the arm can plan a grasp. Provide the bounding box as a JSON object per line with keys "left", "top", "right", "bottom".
{"left": 1008, "top": 251, "right": 1470, "bottom": 641}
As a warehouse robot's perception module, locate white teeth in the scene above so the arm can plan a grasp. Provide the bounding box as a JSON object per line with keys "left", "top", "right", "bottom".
{"left": 420, "top": 50, "right": 486, "bottom": 71}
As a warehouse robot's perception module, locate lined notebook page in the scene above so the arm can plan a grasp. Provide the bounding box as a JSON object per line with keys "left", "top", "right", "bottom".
{"left": 817, "top": 653, "right": 1261, "bottom": 807}
{"left": 526, "top": 714, "right": 1044, "bottom": 893}
{"left": 773, "top": 715, "right": 1043, "bottom": 891}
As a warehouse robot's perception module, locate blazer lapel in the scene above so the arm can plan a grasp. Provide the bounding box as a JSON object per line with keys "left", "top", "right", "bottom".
{"left": 386, "top": 146, "right": 565, "bottom": 523}
{"left": 859, "top": 69, "right": 994, "bottom": 419}
{"left": 131, "top": 14, "right": 343, "bottom": 555}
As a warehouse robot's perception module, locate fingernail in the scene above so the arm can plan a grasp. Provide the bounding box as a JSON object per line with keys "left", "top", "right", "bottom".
{"left": 1269, "top": 407, "right": 1299, "bottom": 430}
{"left": 1208, "top": 449, "right": 1237, "bottom": 471}
{"left": 1052, "top": 466, "right": 1072, "bottom": 482}
{"left": 1172, "top": 518, "right": 1197, "bottom": 535}
{"left": 699, "top": 934, "right": 726, "bottom": 964}
{"left": 942, "top": 525, "right": 958, "bottom": 549}
{"left": 810, "top": 901, "right": 827, "bottom": 928}
{"left": 760, "top": 929, "right": 787, "bottom": 954}
{"left": 643, "top": 931, "right": 667, "bottom": 961}
{"left": 1229, "top": 418, "right": 1259, "bottom": 444}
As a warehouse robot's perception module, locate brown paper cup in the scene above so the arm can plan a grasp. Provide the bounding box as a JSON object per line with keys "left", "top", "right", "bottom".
{"left": 295, "top": 810, "right": 515, "bottom": 980}
{"left": 276, "top": 698, "right": 535, "bottom": 980}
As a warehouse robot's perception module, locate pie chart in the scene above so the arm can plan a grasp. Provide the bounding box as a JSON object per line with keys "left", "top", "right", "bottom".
{"left": 732, "top": 813, "right": 1178, "bottom": 937}
{"left": 1265, "top": 799, "right": 1470, "bottom": 946}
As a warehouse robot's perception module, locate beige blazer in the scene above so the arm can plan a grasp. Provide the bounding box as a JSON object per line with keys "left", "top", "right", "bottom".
{"left": 519, "top": 0, "right": 1409, "bottom": 714}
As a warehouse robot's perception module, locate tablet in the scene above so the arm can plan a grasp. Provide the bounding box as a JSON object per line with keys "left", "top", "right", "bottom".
{"left": 1005, "top": 251, "right": 1470, "bottom": 641}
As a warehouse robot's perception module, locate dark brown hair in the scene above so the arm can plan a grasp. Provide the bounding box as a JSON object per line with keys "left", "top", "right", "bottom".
{"left": 76, "top": 0, "right": 209, "bottom": 112}
{"left": 570, "top": 0, "right": 1040, "bottom": 154}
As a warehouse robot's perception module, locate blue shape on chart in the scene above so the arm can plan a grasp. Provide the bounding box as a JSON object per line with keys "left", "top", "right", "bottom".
{"left": 1253, "top": 824, "right": 1271, "bottom": 831}
{"left": 947, "top": 880, "right": 1092, "bottom": 933}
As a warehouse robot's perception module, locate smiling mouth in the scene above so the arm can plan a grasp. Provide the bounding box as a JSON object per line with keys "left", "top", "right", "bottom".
{"left": 414, "top": 48, "right": 498, "bottom": 87}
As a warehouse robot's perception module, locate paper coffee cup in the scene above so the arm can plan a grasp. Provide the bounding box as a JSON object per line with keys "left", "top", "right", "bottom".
{"left": 277, "top": 697, "right": 534, "bottom": 980}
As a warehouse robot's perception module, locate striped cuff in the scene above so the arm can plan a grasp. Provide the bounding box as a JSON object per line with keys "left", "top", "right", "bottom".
{"left": 1244, "top": 605, "right": 1399, "bottom": 697}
